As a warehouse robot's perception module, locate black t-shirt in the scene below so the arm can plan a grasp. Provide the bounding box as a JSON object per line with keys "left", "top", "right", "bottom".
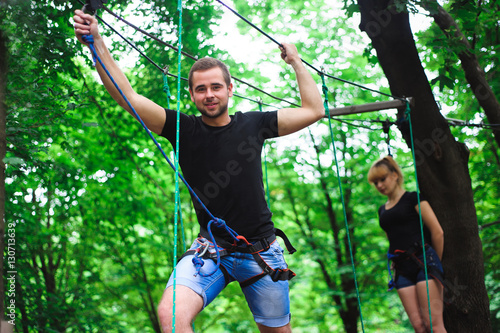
{"left": 160, "top": 109, "right": 279, "bottom": 243}
{"left": 378, "top": 191, "right": 431, "bottom": 254}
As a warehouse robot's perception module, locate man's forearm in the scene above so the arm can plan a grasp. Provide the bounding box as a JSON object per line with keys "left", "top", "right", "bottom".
{"left": 90, "top": 37, "right": 136, "bottom": 112}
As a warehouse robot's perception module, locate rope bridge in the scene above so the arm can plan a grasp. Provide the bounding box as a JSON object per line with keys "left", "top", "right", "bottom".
{"left": 78, "top": 0, "right": 444, "bottom": 331}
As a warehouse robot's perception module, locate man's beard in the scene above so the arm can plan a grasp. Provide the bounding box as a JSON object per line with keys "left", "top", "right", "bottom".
{"left": 198, "top": 101, "right": 228, "bottom": 119}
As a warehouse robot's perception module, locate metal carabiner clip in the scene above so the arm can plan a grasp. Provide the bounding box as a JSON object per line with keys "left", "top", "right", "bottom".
{"left": 198, "top": 240, "right": 210, "bottom": 257}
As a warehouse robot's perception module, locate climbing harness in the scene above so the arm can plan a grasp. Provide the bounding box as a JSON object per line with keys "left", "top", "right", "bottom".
{"left": 179, "top": 228, "right": 296, "bottom": 287}
{"left": 386, "top": 243, "right": 445, "bottom": 291}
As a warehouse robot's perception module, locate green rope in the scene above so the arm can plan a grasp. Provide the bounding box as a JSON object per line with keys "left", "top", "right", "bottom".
{"left": 163, "top": 70, "right": 187, "bottom": 251}
{"left": 172, "top": 0, "right": 184, "bottom": 331}
{"left": 405, "top": 103, "right": 433, "bottom": 332}
{"left": 321, "top": 72, "right": 366, "bottom": 332}
{"left": 258, "top": 100, "right": 271, "bottom": 207}
{"left": 163, "top": 68, "right": 172, "bottom": 110}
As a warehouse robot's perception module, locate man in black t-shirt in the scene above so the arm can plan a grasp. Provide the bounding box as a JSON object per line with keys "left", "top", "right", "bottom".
{"left": 75, "top": 9, "right": 324, "bottom": 333}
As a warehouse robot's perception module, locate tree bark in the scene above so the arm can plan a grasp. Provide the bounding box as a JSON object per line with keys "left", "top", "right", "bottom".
{"left": 357, "top": 0, "right": 491, "bottom": 331}
{"left": 424, "top": 0, "right": 500, "bottom": 149}
{"left": 0, "top": 28, "right": 8, "bottom": 326}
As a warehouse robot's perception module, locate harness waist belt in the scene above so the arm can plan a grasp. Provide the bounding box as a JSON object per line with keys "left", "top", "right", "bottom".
{"left": 179, "top": 228, "right": 297, "bottom": 287}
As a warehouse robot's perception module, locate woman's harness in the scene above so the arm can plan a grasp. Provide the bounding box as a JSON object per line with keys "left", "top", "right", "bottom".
{"left": 179, "top": 228, "right": 296, "bottom": 288}
{"left": 386, "top": 243, "right": 445, "bottom": 291}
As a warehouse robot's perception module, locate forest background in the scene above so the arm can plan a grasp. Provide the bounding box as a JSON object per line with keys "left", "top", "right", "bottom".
{"left": 1, "top": 0, "right": 499, "bottom": 332}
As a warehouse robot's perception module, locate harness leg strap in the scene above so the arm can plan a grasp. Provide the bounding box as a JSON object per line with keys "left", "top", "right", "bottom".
{"left": 239, "top": 252, "right": 295, "bottom": 288}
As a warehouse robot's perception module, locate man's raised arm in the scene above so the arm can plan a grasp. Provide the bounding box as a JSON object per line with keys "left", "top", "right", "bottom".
{"left": 73, "top": 9, "right": 165, "bottom": 135}
{"left": 276, "top": 43, "right": 324, "bottom": 137}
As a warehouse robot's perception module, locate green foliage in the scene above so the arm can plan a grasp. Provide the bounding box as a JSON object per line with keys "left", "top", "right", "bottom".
{"left": 3, "top": 0, "right": 499, "bottom": 332}
{"left": 2, "top": 0, "right": 207, "bottom": 331}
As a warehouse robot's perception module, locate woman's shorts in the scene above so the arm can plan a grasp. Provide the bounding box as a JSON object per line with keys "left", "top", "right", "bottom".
{"left": 394, "top": 246, "right": 444, "bottom": 290}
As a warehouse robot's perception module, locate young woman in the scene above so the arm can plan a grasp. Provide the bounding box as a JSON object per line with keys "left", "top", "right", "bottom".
{"left": 368, "top": 156, "right": 447, "bottom": 333}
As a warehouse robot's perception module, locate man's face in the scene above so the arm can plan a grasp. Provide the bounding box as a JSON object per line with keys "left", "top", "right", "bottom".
{"left": 189, "top": 67, "right": 233, "bottom": 120}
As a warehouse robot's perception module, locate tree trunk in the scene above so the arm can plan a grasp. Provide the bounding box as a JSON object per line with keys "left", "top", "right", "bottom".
{"left": 357, "top": 0, "right": 491, "bottom": 332}
{"left": 0, "top": 28, "right": 8, "bottom": 326}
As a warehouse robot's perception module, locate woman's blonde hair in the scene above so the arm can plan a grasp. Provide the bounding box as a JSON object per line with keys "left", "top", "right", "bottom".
{"left": 367, "top": 156, "right": 403, "bottom": 186}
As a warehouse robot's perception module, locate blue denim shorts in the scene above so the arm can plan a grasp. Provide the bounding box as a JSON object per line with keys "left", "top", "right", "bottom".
{"left": 394, "top": 246, "right": 444, "bottom": 289}
{"left": 166, "top": 237, "right": 291, "bottom": 327}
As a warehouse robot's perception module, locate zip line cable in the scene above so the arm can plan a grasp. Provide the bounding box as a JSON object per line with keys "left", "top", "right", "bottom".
{"left": 81, "top": 0, "right": 425, "bottom": 119}
{"left": 101, "top": 3, "right": 199, "bottom": 62}
{"left": 81, "top": 0, "right": 301, "bottom": 108}
{"left": 332, "top": 116, "right": 500, "bottom": 132}
{"left": 79, "top": 1, "right": 500, "bottom": 132}
{"left": 215, "top": 0, "right": 402, "bottom": 101}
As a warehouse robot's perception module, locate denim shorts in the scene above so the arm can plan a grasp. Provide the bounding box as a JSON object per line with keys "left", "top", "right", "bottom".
{"left": 394, "top": 246, "right": 444, "bottom": 290}
{"left": 166, "top": 237, "right": 291, "bottom": 327}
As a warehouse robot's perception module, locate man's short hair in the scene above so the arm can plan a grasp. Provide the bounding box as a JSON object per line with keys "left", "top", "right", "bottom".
{"left": 188, "top": 57, "right": 231, "bottom": 90}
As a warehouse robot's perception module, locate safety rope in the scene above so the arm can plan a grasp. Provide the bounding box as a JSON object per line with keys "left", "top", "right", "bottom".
{"left": 162, "top": 67, "right": 187, "bottom": 249}
{"left": 171, "top": 0, "right": 184, "bottom": 330}
{"left": 320, "top": 72, "right": 366, "bottom": 332}
{"left": 162, "top": 69, "right": 172, "bottom": 110}
{"left": 81, "top": 33, "right": 247, "bottom": 282}
{"left": 405, "top": 103, "right": 434, "bottom": 332}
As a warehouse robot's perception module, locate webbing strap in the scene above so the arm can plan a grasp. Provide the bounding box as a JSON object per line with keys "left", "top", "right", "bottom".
{"left": 240, "top": 253, "right": 296, "bottom": 288}
{"left": 275, "top": 228, "right": 297, "bottom": 254}
{"left": 179, "top": 230, "right": 297, "bottom": 287}
{"left": 180, "top": 248, "right": 296, "bottom": 289}
{"left": 387, "top": 245, "right": 445, "bottom": 292}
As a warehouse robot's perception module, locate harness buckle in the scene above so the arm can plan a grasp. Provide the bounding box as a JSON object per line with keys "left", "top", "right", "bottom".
{"left": 263, "top": 265, "right": 274, "bottom": 275}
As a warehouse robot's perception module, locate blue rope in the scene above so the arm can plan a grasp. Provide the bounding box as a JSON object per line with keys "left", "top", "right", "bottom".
{"left": 82, "top": 34, "right": 241, "bottom": 277}
{"left": 386, "top": 252, "right": 398, "bottom": 291}
{"left": 192, "top": 217, "right": 242, "bottom": 277}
